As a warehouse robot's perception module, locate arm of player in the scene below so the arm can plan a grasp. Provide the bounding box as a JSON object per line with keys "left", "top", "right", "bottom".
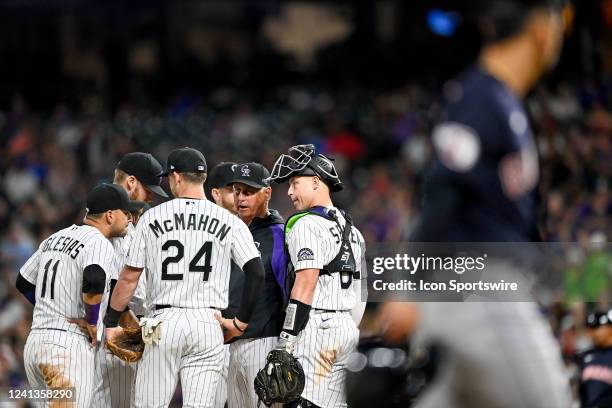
{"left": 110, "top": 265, "right": 144, "bottom": 312}
{"left": 275, "top": 218, "right": 326, "bottom": 353}
{"left": 107, "top": 278, "right": 141, "bottom": 327}
{"left": 68, "top": 264, "right": 106, "bottom": 346}
{"left": 290, "top": 268, "right": 319, "bottom": 304}
{"left": 15, "top": 273, "right": 36, "bottom": 306}
{"left": 216, "top": 257, "right": 265, "bottom": 342}
{"left": 16, "top": 243, "right": 44, "bottom": 305}
{"left": 104, "top": 265, "right": 144, "bottom": 342}
{"left": 275, "top": 268, "right": 319, "bottom": 353}
{"left": 217, "top": 221, "right": 265, "bottom": 342}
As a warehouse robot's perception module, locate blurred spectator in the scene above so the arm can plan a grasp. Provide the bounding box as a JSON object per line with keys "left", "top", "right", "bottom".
{"left": 579, "top": 310, "right": 612, "bottom": 407}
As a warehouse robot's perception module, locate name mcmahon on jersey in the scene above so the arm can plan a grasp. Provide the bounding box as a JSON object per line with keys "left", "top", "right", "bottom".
{"left": 148, "top": 213, "right": 231, "bottom": 241}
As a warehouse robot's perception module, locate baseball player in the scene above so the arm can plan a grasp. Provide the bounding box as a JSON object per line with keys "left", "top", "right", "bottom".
{"left": 16, "top": 183, "right": 144, "bottom": 406}
{"left": 93, "top": 152, "right": 168, "bottom": 408}
{"left": 266, "top": 144, "right": 367, "bottom": 408}
{"left": 225, "top": 162, "right": 287, "bottom": 408}
{"left": 579, "top": 309, "right": 612, "bottom": 407}
{"left": 104, "top": 147, "right": 265, "bottom": 408}
{"left": 207, "top": 161, "right": 238, "bottom": 408}
{"left": 208, "top": 161, "right": 238, "bottom": 215}
{"left": 391, "top": 1, "right": 572, "bottom": 407}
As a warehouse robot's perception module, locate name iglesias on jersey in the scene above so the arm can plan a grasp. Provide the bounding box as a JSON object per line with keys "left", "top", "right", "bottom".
{"left": 40, "top": 235, "right": 85, "bottom": 259}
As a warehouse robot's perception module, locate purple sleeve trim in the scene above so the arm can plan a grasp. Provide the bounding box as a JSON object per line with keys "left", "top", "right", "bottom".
{"left": 270, "top": 225, "right": 288, "bottom": 300}
{"left": 84, "top": 302, "right": 101, "bottom": 325}
{"left": 25, "top": 291, "right": 36, "bottom": 306}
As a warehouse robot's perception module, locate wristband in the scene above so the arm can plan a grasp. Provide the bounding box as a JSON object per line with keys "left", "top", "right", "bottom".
{"left": 233, "top": 318, "right": 245, "bottom": 333}
{"left": 283, "top": 299, "right": 311, "bottom": 336}
{"left": 103, "top": 306, "right": 122, "bottom": 328}
{"left": 84, "top": 303, "right": 101, "bottom": 326}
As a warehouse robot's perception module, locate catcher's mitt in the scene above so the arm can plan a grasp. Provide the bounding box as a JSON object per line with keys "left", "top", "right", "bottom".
{"left": 254, "top": 349, "right": 305, "bottom": 406}
{"left": 106, "top": 326, "right": 145, "bottom": 363}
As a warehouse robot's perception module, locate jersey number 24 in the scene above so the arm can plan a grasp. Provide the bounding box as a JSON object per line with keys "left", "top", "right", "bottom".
{"left": 161, "top": 240, "right": 213, "bottom": 281}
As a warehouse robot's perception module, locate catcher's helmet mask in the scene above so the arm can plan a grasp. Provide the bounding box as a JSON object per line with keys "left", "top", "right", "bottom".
{"left": 267, "top": 144, "right": 344, "bottom": 192}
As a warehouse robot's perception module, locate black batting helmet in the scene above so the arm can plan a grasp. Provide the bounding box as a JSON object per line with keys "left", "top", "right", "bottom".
{"left": 267, "top": 144, "right": 344, "bottom": 192}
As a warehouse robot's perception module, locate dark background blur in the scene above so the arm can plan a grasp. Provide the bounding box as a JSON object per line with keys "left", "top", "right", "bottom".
{"left": 0, "top": 0, "right": 602, "bottom": 111}
{"left": 0, "top": 1, "right": 611, "bottom": 405}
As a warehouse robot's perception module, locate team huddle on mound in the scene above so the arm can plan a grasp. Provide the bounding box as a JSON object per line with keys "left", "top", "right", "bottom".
{"left": 16, "top": 144, "right": 367, "bottom": 408}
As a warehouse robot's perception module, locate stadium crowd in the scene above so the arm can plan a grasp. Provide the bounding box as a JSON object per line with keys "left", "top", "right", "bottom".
{"left": 0, "top": 78, "right": 610, "bottom": 403}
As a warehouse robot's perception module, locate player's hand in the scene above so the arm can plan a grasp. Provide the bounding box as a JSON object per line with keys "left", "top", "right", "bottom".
{"left": 105, "top": 326, "right": 125, "bottom": 346}
{"left": 215, "top": 312, "right": 247, "bottom": 343}
{"left": 68, "top": 318, "right": 98, "bottom": 346}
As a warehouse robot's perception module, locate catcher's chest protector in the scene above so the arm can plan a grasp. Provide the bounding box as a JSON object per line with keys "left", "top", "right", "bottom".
{"left": 283, "top": 206, "right": 358, "bottom": 295}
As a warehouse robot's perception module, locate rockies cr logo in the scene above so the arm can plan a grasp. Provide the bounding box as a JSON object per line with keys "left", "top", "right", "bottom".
{"left": 241, "top": 165, "right": 251, "bottom": 177}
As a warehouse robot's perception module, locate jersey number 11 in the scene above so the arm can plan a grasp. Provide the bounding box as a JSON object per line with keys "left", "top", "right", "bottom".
{"left": 41, "top": 259, "right": 60, "bottom": 299}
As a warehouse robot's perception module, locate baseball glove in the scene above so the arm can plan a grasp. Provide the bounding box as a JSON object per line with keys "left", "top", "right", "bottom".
{"left": 254, "top": 349, "right": 305, "bottom": 406}
{"left": 105, "top": 326, "right": 145, "bottom": 363}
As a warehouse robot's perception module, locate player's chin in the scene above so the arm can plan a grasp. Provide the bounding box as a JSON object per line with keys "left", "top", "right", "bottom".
{"left": 237, "top": 206, "right": 251, "bottom": 217}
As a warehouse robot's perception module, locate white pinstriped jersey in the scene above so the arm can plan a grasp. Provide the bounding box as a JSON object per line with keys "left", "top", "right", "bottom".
{"left": 287, "top": 207, "right": 365, "bottom": 311}
{"left": 20, "top": 225, "right": 115, "bottom": 335}
{"left": 111, "top": 223, "right": 147, "bottom": 314}
{"left": 95, "top": 223, "right": 147, "bottom": 341}
{"left": 126, "top": 198, "right": 260, "bottom": 311}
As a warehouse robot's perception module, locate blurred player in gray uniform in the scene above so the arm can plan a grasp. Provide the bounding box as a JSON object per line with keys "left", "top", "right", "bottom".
{"left": 93, "top": 152, "right": 168, "bottom": 408}
{"left": 207, "top": 161, "right": 238, "bottom": 408}
{"left": 267, "top": 145, "right": 367, "bottom": 408}
{"left": 104, "top": 147, "right": 265, "bottom": 408}
{"left": 226, "top": 162, "right": 287, "bottom": 408}
{"left": 378, "top": 1, "right": 573, "bottom": 407}
{"left": 16, "top": 183, "right": 143, "bottom": 407}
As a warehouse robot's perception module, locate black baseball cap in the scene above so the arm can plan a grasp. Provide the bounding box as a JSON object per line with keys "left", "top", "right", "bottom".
{"left": 208, "top": 162, "right": 237, "bottom": 189}
{"left": 86, "top": 183, "right": 146, "bottom": 215}
{"left": 586, "top": 310, "right": 612, "bottom": 329}
{"left": 230, "top": 162, "right": 270, "bottom": 189}
{"left": 160, "top": 147, "right": 207, "bottom": 177}
{"left": 116, "top": 152, "right": 168, "bottom": 198}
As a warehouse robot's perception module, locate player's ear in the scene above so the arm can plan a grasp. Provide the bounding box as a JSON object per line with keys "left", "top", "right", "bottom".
{"left": 125, "top": 175, "right": 137, "bottom": 193}
{"left": 105, "top": 210, "right": 114, "bottom": 225}
{"left": 312, "top": 176, "right": 319, "bottom": 190}
{"left": 264, "top": 186, "right": 272, "bottom": 201}
{"left": 211, "top": 188, "right": 220, "bottom": 203}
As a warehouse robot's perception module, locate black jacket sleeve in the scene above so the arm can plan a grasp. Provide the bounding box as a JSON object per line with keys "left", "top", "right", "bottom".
{"left": 236, "top": 257, "right": 265, "bottom": 323}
